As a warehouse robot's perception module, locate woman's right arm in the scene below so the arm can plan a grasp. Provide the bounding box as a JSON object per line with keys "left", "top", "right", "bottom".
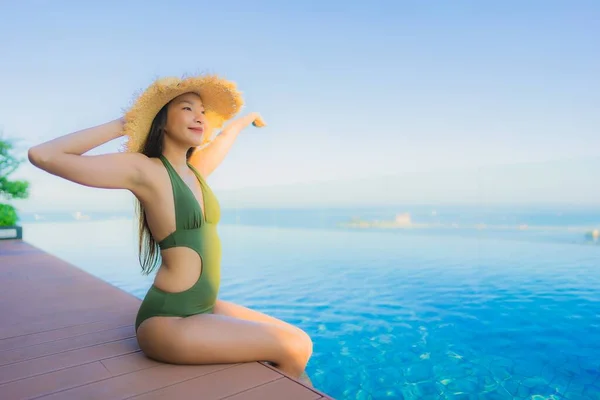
{"left": 28, "top": 118, "right": 150, "bottom": 193}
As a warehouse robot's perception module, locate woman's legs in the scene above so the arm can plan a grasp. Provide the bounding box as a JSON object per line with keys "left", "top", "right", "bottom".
{"left": 212, "top": 299, "right": 313, "bottom": 385}
{"left": 136, "top": 311, "right": 312, "bottom": 379}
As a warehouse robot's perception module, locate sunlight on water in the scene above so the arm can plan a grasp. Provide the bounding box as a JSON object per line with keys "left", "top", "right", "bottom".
{"left": 22, "top": 216, "right": 600, "bottom": 400}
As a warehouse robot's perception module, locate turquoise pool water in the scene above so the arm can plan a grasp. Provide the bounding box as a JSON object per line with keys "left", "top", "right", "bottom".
{"left": 22, "top": 207, "right": 600, "bottom": 399}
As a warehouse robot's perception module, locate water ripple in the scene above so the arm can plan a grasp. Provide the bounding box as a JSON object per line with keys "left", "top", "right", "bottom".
{"left": 22, "top": 220, "right": 600, "bottom": 400}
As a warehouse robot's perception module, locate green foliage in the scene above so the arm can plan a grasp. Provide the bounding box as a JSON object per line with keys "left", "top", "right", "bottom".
{"left": 0, "top": 203, "right": 17, "bottom": 226}
{"left": 0, "top": 134, "right": 30, "bottom": 226}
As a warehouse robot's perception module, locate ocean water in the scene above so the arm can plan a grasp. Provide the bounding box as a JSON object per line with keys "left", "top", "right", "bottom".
{"left": 20, "top": 206, "right": 600, "bottom": 400}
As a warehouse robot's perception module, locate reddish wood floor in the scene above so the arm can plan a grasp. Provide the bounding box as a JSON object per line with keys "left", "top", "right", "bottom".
{"left": 0, "top": 239, "right": 332, "bottom": 400}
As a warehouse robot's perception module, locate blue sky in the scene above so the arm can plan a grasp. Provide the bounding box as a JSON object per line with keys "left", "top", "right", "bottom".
{"left": 1, "top": 1, "right": 599, "bottom": 211}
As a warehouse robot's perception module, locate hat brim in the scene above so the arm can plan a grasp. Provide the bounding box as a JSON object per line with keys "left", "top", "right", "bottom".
{"left": 122, "top": 74, "right": 244, "bottom": 153}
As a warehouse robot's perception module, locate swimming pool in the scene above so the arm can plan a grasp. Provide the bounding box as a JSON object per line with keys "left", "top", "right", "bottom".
{"left": 22, "top": 209, "right": 600, "bottom": 399}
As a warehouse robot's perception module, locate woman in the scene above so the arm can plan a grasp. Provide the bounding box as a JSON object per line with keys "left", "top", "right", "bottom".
{"left": 28, "top": 74, "right": 313, "bottom": 383}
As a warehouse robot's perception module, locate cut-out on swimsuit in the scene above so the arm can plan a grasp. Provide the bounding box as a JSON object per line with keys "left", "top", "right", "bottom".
{"left": 135, "top": 155, "right": 221, "bottom": 332}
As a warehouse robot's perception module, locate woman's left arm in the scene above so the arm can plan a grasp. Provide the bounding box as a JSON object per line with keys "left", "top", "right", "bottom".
{"left": 189, "top": 112, "right": 265, "bottom": 177}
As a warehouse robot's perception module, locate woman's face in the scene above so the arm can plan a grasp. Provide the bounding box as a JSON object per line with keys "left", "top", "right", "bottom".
{"left": 163, "top": 92, "right": 207, "bottom": 148}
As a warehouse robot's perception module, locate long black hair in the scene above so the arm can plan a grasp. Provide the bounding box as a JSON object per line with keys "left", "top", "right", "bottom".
{"left": 135, "top": 101, "right": 195, "bottom": 275}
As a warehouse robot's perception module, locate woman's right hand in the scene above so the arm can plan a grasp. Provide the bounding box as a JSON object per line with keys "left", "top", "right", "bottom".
{"left": 28, "top": 117, "right": 150, "bottom": 192}
{"left": 116, "top": 117, "right": 127, "bottom": 136}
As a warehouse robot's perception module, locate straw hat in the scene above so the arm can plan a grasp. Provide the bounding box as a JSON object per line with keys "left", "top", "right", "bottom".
{"left": 122, "top": 74, "right": 245, "bottom": 153}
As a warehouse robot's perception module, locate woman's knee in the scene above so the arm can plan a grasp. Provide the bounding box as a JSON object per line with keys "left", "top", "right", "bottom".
{"left": 280, "top": 328, "right": 313, "bottom": 368}
{"left": 298, "top": 329, "right": 313, "bottom": 363}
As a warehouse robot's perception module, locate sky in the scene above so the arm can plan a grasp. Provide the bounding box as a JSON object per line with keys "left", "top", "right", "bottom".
{"left": 1, "top": 0, "right": 599, "bottom": 212}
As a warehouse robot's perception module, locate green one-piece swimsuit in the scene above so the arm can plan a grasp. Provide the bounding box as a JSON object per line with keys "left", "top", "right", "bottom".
{"left": 135, "top": 155, "right": 221, "bottom": 332}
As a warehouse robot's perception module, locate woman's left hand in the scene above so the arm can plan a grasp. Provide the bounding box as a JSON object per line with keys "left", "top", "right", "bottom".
{"left": 248, "top": 112, "right": 266, "bottom": 127}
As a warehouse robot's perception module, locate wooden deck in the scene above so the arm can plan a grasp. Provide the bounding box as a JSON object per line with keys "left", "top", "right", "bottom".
{"left": 0, "top": 239, "right": 333, "bottom": 400}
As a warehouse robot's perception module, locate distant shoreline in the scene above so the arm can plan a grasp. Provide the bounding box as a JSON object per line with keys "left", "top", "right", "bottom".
{"left": 17, "top": 202, "right": 600, "bottom": 218}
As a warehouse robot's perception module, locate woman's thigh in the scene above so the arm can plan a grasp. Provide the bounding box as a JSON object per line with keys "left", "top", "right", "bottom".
{"left": 213, "top": 299, "right": 307, "bottom": 336}
{"left": 136, "top": 313, "right": 301, "bottom": 367}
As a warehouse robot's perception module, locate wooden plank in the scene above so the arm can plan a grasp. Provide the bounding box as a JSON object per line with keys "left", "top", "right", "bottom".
{"left": 0, "top": 337, "right": 139, "bottom": 385}
{"left": 129, "top": 362, "right": 281, "bottom": 400}
{"left": 223, "top": 377, "right": 323, "bottom": 400}
{"left": 0, "top": 304, "right": 138, "bottom": 339}
{"left": 35, "top": 363, "right": 238, "bottom": 400}
{"left": 0, "top": 352, "right": 161, "bottom": 399}
{"left": 2, "top": 298, "right": 137, "bottom": 326}
{"left": 2, "top": 285, "right": 138, "bottom": 308}
{"left": 0, "top": 325, "right": 135, "bottom": 366}
{"left": 100, "top": 351, "right": 162, "bottom": 375}
{"left": 0, "top": 361, "right": 112, "bottom": 400}
{"left": 0, "top": 315, "right": 133, "bottom": 351}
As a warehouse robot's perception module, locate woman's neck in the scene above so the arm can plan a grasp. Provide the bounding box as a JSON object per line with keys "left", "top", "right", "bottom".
{"left": 161, "top": 146, "right": 190, "bottom": 172}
